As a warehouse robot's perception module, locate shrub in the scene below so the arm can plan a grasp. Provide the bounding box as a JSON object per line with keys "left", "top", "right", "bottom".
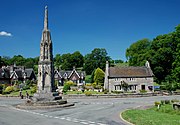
{"left": 23, "top": 84, "right": 30, "bottom": 90}
{"left": 85, "top": 75, "right": 92, "bottom": 83}
{"left": 104, "top": 89, "right": 108, "bottom": 94}
{"left": 171, "top": 99, "right": 179, "bottom": 103}
{"left": 164, "top": 100, "right": 170, "bottom": 104}
{"left": 71, "top": 88, "right": 78, "bottom": 91}
{"left": 85, "top": 91, "right": 92, "bottom": 96}
{"left": 4, "top": 86, "right": 14, "bottom": 94}
{"left": 140, "top": 90, "right": 147, "bottom": 93}
{"left": 63, "top": 84, "right": 70, "bottom": 93}
{"left": 161, "top": 100, "right": 165, "bottom": 105}
{"left": 154, "top": 101, "right": 161, "bottom": 106}
{"left": 85, "top": 83, "right": 92, "bottom": 86}
{"left": 30, "top": 86, "right": 37, "bottom": 94}
{"left": 66, "top": 81, "right": 76, "bottom": 86}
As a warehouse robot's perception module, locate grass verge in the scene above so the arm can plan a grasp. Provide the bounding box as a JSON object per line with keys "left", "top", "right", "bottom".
{"left": 121, "top": 104, "right": 180, "bottom": 125}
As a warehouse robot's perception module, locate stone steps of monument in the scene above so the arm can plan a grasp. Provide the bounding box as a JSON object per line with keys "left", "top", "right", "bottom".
{"left": 54, "top": 96, "right": 62, "bottom": 100}
{"left": 52, "top": 92, "right": 59, "bottom": 96}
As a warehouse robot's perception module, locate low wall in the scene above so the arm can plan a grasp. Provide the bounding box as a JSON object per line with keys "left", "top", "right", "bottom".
{"left": 63, "top": 93, "right": 165, "bottom": 99}
{"left": 1, "top": 92, "right": 179, "bottom": 99}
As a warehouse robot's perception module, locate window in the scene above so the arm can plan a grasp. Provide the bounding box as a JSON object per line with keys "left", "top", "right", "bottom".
{"left": 115, "top": 85, "right": 121, "bottom": 90}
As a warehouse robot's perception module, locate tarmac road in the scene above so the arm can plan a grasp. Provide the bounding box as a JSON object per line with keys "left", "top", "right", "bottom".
{"left": 0, "top": 95, "right": 180, "bottom": 125}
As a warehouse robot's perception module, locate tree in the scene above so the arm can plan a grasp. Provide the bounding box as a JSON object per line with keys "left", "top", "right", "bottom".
{"left": 61, "top": 53, "right": 72, "bottom": 70}
{"left": 71, "top": 51, "right": 84, "bottom": 68}
{"left": 0, "top": 56, "right": 4, "bottom": 68}
{"left": 54, "top": 54, "right": 62, "bottom": 69}
{"left": 149, "top": 33, "right": 177, "bottom": 83}
{"left": 94, "top": 68, "right": 105, "bottom": 86}
{"left": 126, "top": 38, "right": 151, "bottom": 66}
{"left": 84, "top": 48, "right": 110, "bottom": 75}
{"left": 10, "top": 55, "right": 26, "bottom": 66}
{"left": 61, "top": 51, "right": 84, "bottom": 70}
{"left": 24, "top": 58, "right": 34, "bottom": 68}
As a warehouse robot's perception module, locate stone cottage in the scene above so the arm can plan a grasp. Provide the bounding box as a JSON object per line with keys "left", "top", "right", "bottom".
{"left": 104, "top": 61, "right": 154, "bottom": 93}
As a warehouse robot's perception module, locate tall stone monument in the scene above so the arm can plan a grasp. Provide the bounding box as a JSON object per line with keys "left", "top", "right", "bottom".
{"left": 38, "top": 6, "right": 55, "bottom": 93}
{"left": 16, "top": 6, "right": 74, "bottom": 109}
{"left": 33, "top": 6, "right": 58, "bottom": 101}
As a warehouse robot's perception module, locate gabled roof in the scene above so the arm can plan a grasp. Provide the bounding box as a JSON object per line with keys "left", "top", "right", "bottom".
{"left": 25, "top": 69, "right": 34, "bottom": 78}
{"left": 55, "top": 70, "right": 86, "bottom": 79}
{"left": 109, "top": 66, "right": 154, "bottom": 78}
{"left": 68, "top": 70, "right": 80, "bottom": 79}
{"left": 14, "top": 69, "right": 23, "bottom": 78}
{"left": 10, "top": 71, "right": 19, "bottom": 79}
{"left": 10, "top": 68, "right": 36, "bottom": 79}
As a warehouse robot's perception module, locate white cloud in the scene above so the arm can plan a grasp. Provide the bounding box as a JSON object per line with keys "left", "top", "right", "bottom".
{"left": 0, "top": 31, "right": 12, "bottom": 36}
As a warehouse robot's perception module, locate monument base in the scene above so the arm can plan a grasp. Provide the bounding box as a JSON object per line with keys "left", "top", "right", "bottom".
{"left": 16, "top": 92, "right": 75, "bottom": 109}
{"left": 32, "top": 92, "right": 62, "bottom": 102}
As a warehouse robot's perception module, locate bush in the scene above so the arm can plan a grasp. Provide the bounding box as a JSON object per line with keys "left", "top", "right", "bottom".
{"left": 104, "top": 89, "right": 108, "bottom": 94}
{"left": 140, "top": 90, "right": 147, "bottom": 93}
{"left": 4, "top": 86, "right": 14, "bottom": 94}
{"left": 66, "top": 81, "right": 76, "bottom": 86}
{"left": 30, "top": 86, "right": 37, "bottom": 94}
{"left": 63, "top": 84, "right": 70, "bottom": 93}
{"left": 85, "top": 83, "right": 92, "bottom": 86}
{"left": 85, "top": 91, "right": 92, "bottom": 96}
{"left": 171, "top": 99, "right": 179, "bottom": 103}
{"left": 161, "top": 100, "right": 165, "bottom": 105}
{"left": 23, "top": 84, "right": 30, "bottom": 90}
{"left": 85, "top": 75, "right": 92, "bottom": 83}
{"left": 154, "top": 101, "right": 161, "bottom": 106}
{"left": 164, "top": 100, "right": 170, "bottom": 104}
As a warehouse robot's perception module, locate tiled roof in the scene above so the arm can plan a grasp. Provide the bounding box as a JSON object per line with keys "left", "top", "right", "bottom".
{"left": 54, "top": 70, "right": 86, "bottom": 79}
{"left": 25, "top": 69, "right": 34, "bottom": 78}
{"left": 109, "top": 66, "right": 154, "bottom": 78}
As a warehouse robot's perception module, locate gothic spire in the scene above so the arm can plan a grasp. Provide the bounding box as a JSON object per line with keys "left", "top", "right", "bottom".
{"left": 44, "top": 6, "right": 48, "bottom": 30}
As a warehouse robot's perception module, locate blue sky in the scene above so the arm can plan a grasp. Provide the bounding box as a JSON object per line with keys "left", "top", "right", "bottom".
{"left": 0, "top": 0, "right": 180, "bottom": 61}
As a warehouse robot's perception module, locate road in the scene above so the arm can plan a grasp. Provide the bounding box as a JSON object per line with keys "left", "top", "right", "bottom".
{"left": 0, "top": 95, "right": 180, "bottom": 125}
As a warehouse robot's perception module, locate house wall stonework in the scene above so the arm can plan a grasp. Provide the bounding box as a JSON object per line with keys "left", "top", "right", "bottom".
{"left": 104, "top": 61, "right": 154, "bottom": 93}
{"left": 108, "top": 77, "right": 153, "bottom": 92}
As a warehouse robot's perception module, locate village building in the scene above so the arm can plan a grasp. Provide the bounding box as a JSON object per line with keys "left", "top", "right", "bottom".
{"left": 0, "top": 66, "right": 11, "bottom": 85}
{"left": 104, "top": 61, "right": 154, "bottom": 93}
{"left": 0, "top": 65, "right": 36, "bottom": 85}
{"left": 54, "top": 67, "right": 85, "bottom": 86}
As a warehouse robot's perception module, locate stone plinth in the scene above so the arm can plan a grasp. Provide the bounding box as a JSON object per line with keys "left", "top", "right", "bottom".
{"left": 32, "top": 92, "right": 62, "bottom": 102}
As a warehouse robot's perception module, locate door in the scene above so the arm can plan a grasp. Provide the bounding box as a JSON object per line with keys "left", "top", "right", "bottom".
{"left": 141, "top": 85, "right": 145, "bottom": 90}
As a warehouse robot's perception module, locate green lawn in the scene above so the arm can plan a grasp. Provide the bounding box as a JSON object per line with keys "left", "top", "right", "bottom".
{"left": 122, "top": 104, "right": 180, "bottom": 125}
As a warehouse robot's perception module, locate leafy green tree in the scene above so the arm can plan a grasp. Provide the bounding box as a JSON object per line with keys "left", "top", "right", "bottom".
{"left": 1, "top": 56, "right": 11, "bottom": 66}
{"left": 54, "top": 54, "right": 62, "bottom": 69}
{"left": 94, "top": 68, "right": 105, "bottom": 86}
{"left": 84, "top": 48, "right": 110, "bottom": 75}
{"left": 24, "top": 58, "right": 34, "bottom": 68}
{"left": 70, "top": 51, "right": 84, "bottom": 68}
{"left": 61, "top": 51, "right": 84, "bottom": 70}
{"left": 61, "top": 53, "right": 72, "bottom": 70}
{"left": 149, "top": 33, "right": 177, "bottom": 83}
{"left": 85, "top": 75, "right": 91, "bottom": 83}
{"left": 10, "top": 55, "right": 26, "bottom": 66}
{"left": 0, "top": 56, "right": 4, "bottom": 68}
{"left": 126, "top": 38, "right": 151, "bottom": 66}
